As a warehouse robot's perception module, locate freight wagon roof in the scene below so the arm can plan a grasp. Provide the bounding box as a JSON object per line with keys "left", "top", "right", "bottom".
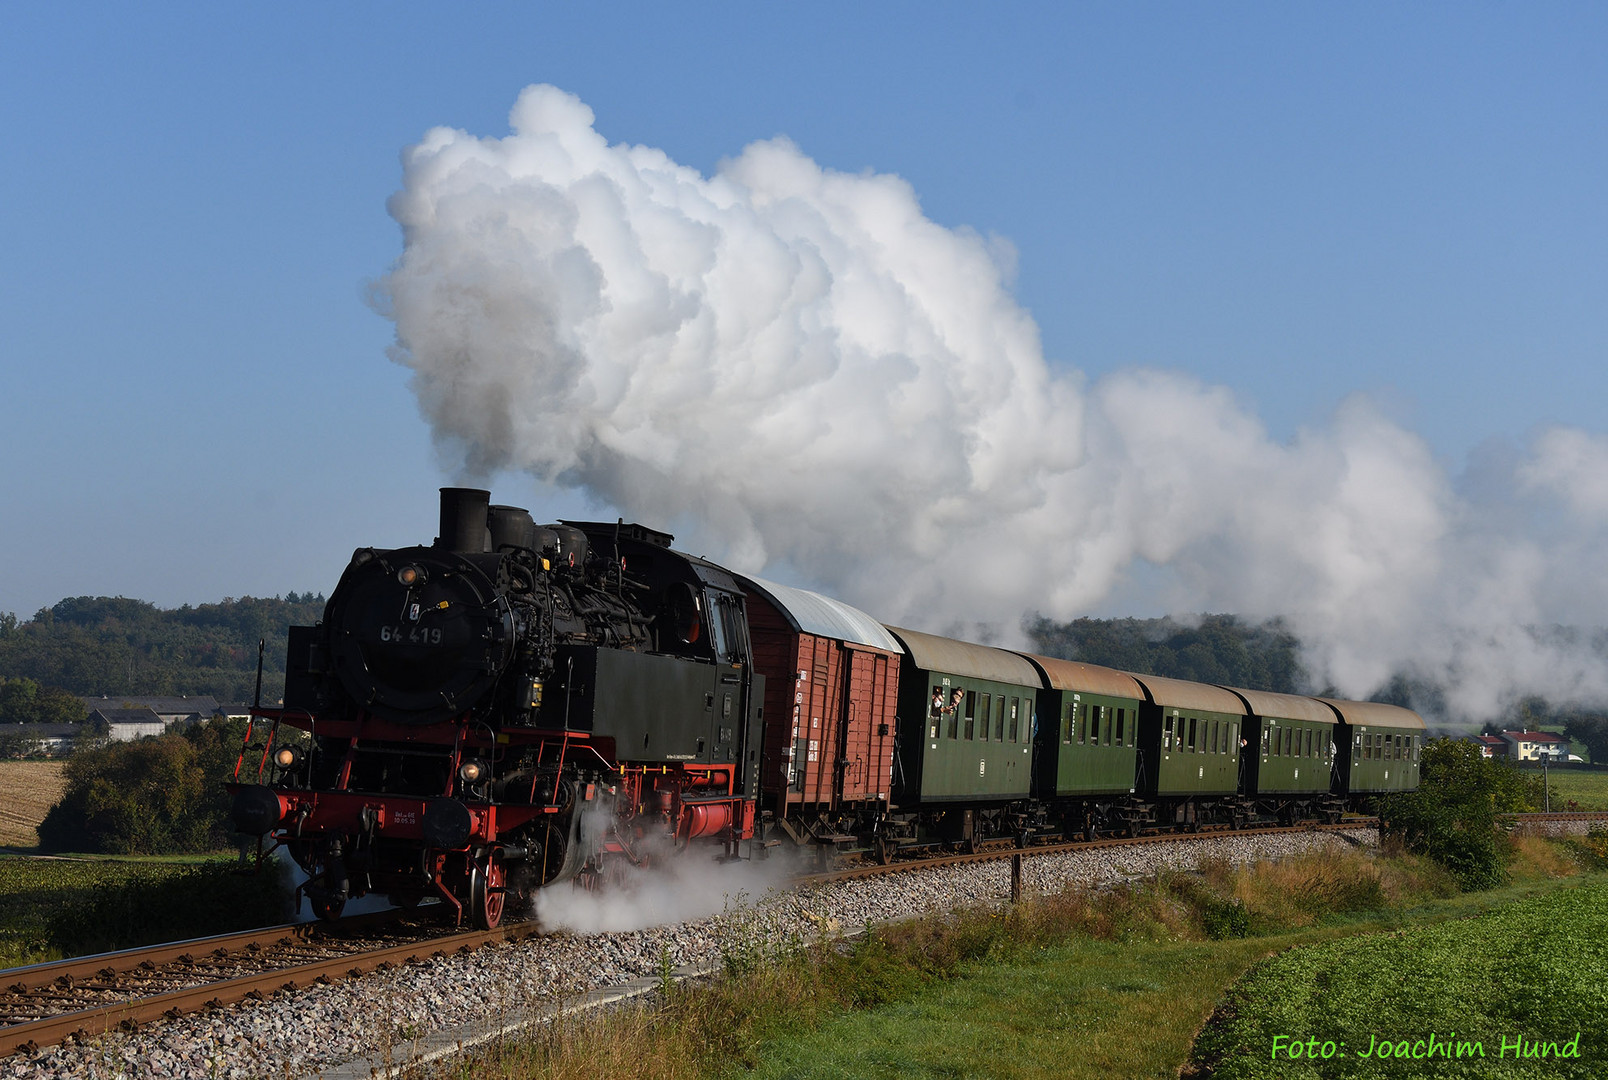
{"left": 1126, "top": 673, "right": 1247, "bottom": 715}
{"left": 1315, "top": 699, "right": 1427, "bottom": 730}
{"left": 1019, "top": 654, "right": 1145, "bottom": 700}
{"left": 1222, "top": 688, "right": 1336, "bottom": 725}
{"left": 886, "top": 627, "right": 1041, "bottom": 686}
{"left": 735, "top": 575, "right": 903, "bottom": 654}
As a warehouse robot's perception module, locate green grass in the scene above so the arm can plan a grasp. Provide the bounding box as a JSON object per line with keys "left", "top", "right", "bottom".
{"left": 725, "top": 879, "right": 1591, "bottom": 1080}
{"left": 1189, "top": 878, "right": 1608, "bottom": 1079}
{"left": 1519, "top": 767, "right": 1608, "bottom": 810}
{"left": 728, "top": 936, "right": 1292, "bottom": 1080}
{"left": 455, "top": 846, "right": 1593, "bottom": 1080}
{"left": 0, "top": 853, "right": 289, "bottom": 967}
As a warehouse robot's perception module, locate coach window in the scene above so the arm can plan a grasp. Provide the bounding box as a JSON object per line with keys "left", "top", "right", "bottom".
{"left": 1061, "top": 701, "right": 1073, "bottom": 744}
{"left": 978, "top": 694, "right": 991, "bottom": 741}
{"left": 1114, "top": 708, "right": 1125, "bottom": 747}
{"left": 948, "top": 690, "right": 960, "bottom": 740}
{"left": 1413, "top": 736, "right": 1421, "bottom": 763}
{"left": 1089, "top": 706, "right": 1101, "bottom": 746}
{"left": 1375, "top": 733, "right": 1384, "bottom": 759}
{"left": 1230, "top": 722, "right": 1238, "bottom": 755}
{"left": 1008, "top": 698, "right": 1019, "bottom": 742}
{"left": 996, "top": 697, "right": 1007, "bottom": 741}
{"left": 964, "top": 691, "right": 977, "bottom": 740}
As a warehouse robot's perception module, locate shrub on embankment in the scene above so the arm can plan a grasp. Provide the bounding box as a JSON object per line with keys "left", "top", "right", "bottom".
{"left": 36, "top": 716, "right": 247, "bottom": 855}
{"left": 1380, "top": 736, "right": 1544, "bottom": 890}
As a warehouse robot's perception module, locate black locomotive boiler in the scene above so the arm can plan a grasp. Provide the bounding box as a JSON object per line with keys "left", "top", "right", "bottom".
{"left": 229, "top": 488, "right": 764, "bottom": 928}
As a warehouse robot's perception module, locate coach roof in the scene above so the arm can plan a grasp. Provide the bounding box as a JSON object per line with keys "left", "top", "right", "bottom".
{"left": 1224, "top": 688, "right": 1337, "bottom": 725}
{"left": 1019, "top": 654, "right": 1145, "bottom": 700}
{"left": 1315, "top": 699, "right": 1427, "bottom": 730}
{"left": 1127, "top": 673, "right": 1247, "bottom": 715}
{"left": 736, "top": 575, "right": 903, "bottom": 654}
{"left": 886, "top": 627, "right": 1041, "bottom": 686}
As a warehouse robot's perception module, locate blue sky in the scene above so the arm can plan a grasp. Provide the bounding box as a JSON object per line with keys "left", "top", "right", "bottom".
{"left": 3, "top": 3, "right": 1605, "bottom": 621}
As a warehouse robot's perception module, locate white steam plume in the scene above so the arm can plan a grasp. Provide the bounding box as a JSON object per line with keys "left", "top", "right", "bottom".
{"left": 380, "top": 85, "right": 1608, "bottom": 723}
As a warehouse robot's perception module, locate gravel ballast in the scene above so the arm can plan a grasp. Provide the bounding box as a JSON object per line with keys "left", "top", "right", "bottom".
{"left": 4, "top": 829, "right": 1376, "bottom": 1080}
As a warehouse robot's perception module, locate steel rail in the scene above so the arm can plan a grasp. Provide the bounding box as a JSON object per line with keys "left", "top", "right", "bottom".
{"left": 0, "top": 908, "right": 404, "bottom": 995}
{"left": 1503, "top": 811, "right": 1608, "bottom": 823}
{"left": 4, "top": 919, "right": 543, "bottom": 1058}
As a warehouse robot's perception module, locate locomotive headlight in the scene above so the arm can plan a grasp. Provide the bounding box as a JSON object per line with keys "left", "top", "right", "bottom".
{"left": 459, "top": 760, "right": 484, "bottom": 784}
{"left": 397, "top": 565, "right": 425, "bottom": 586}
{"left": 274, "top": 745, "right": 303, "bottom": 770}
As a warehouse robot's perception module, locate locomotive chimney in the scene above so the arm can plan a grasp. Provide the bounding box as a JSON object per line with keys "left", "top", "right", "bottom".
{"left": 438, "top": 487, "right": 492, "bottom": 553}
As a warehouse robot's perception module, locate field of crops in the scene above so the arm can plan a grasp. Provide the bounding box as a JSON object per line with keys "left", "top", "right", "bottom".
{"left": 0, "top": 761, "right": 66, "bottom": 849}
{"left": 1526, "top": 767, "right": 1608, "bottom": 811}
{"left": 1189, "top": 880, "right": 1608, "bottom": 1078}
{"left": 0, "top": 854, "right": 290, "bottom": 968}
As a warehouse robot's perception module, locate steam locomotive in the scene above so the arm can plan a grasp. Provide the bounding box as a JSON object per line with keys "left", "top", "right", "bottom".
{"left": 228, "top": 488, "right": 1423, "bottom": 928}
{"left": 229, "top": 488, "right": 763, "bottom": 928}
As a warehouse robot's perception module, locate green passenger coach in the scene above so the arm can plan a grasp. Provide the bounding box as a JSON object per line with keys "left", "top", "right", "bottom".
{"left": 1131, "top": 673, "right": 1246, "bottom": 829}
{"left": 1321, "top": 698, "right": 1424, "bottom": 797}
{"left": 1020, "top": 654, "right": 1144, "bottom": 798}
{"left": 887, "top": 626, "right": 1039, "bottom": 805}
{"left": 1225, "top": 687, "right": 1344, "bottom": 822}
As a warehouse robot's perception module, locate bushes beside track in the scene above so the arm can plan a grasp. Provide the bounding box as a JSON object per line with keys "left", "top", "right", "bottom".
{"left": 1380, "top": 737, "right": 1545, "bottom": 890}
{"left": 36, "top": 716, "right": 248, "bottom": 855}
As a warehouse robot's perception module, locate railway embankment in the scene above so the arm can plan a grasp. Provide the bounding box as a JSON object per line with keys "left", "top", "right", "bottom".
{"left": 6, "top": 828, "right": 1369, "bottom": 1079}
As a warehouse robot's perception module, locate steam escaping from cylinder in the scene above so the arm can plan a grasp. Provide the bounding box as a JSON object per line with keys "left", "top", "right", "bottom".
{"left": 379, "top": 84, "right": 1608, "bottom": 723}
{"left": 532, "top": 809, "right": 797, "bottom": 934}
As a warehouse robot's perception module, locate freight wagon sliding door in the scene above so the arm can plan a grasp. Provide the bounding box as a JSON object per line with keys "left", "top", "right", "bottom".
{"left": 791, "top": 634, "right": 842, "bottom": 807}
{"left": 839, "top": 648, "right": 898, "bottom": 804}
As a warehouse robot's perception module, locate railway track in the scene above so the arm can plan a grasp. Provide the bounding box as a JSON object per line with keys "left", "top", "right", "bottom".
{"left": 0, "top": 909, "right": 543, "bottom": 1058}
{"left": 2, "top": 819, "right": 1380, "bottom": 1059}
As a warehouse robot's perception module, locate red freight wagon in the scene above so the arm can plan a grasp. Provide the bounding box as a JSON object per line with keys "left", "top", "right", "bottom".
{"left": 736, "top": 576, "right": 903, "bottom": 830}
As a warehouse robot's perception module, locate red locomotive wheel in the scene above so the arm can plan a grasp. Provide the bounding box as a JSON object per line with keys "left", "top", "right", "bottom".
{"left": 471, "top": 848, "right": 507, "bottom": 930}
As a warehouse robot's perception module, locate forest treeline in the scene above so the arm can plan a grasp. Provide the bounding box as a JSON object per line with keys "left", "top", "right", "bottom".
{"left": 0, "top": 594, "right": 325, "bottom": 708}
{"left": 1026, "top": 613, "right": 1309, "bottom": 694}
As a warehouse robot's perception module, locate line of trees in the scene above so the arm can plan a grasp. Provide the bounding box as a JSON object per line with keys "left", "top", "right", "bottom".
{"left": 1027, "top": 613, "right": 1308, "bottom": 694}
{"left": 0, "top": 675, "right": 87, "bottom": 724}
{"left": 0, "top": 593, "right": 325, "bottom": 704}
